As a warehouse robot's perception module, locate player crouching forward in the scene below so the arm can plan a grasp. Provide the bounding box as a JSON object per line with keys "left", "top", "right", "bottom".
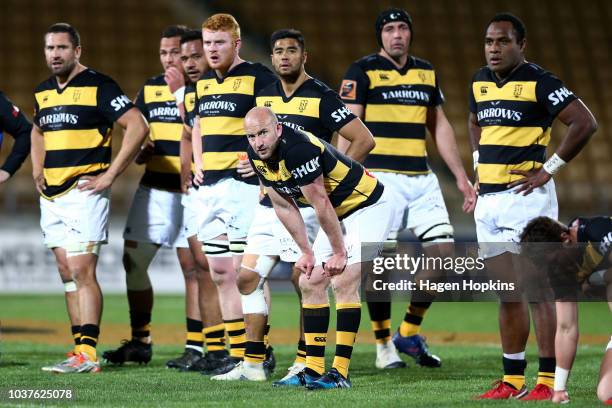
{"left": 244, "top": 107, "right": 393, "bottom": 389}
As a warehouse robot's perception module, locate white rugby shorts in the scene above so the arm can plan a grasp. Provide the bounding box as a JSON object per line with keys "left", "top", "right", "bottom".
{"left": 192, "top": 178, "right": 259, "bottom": 243}
{"left": 475, "top": 179, "right": 558, "bottom": 259}
{"left": 374, "top": 171, "right": 452, "bottom": 241}
{"left": 123, "top": 185, "right": 190, "bottom": 248}
{"left": 313, "top": 188, "right": 393, "bottom": 266}
{"left": 40, "top": 180, "right": 109, "bottom": 249}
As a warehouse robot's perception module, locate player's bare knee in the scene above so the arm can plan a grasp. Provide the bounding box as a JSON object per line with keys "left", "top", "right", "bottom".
{"left": 237, "top": 270, "right": 259, "bottom": 295}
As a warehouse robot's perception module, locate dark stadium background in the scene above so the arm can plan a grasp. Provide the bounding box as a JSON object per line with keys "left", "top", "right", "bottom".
{"left": 0, "top": 0, "right": 609, "bottom": 239}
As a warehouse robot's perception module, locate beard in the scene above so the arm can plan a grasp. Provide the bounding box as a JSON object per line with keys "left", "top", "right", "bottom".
{"left": 278, "top": 67, "right": 301, "bottom": 84}
{"left": 50, "top": 60, "right": 76, "bottom": 79}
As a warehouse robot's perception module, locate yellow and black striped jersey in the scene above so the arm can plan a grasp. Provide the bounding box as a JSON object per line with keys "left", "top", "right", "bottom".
{"left": 574, "top": 216, "right": 612, "bottom": 281}
{"left": 256, "top": 78, "right": 356, "bottom": 143}
{"left": 247, "top": 125, "right": 384, "bottom": 220}
{"left": 195, "top": 61, "right": 277, "bottom": 186}
{"left": 469, "top": 62, "right": 577, "bottom": 194}
{"left": 184, "top": 83, "right": 197, "bottom": 129}
{"left": 340, "top": 55, "right": 444, "bottom": 175}
{"left": 34, "top": 69, "right": 133, "bottom": 198}
{"left": 256, "top": 77, "right": 357, "bottom": 208}
{"left": 134, "top": 74, "right": 182, "bottom": 191}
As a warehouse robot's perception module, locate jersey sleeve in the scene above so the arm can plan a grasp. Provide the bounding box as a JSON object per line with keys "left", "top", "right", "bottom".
{"left": 133, "top": 87, "right": 147, "bottom": 117}
{"left": 97, "top": 78, "right": 135, "bottom": 122}
{"left": 184, "top": 86, "right": 197, "bottom": 128}
{"left": 536, "top": 72, "right": 577, "bottom": 117}
{"left": 284, "top": 142, "right": 323, "bottom": 186}
{"left": 254, "top": 65, "right": 278, "bottom": 96}
{"left": 339, "top": 62, "right": 369, "bottom": 105}
{"left": 431, "top": 72, "right": 445, "bottom": 107}
{"left": 468, "top": 73, "right": 478, "bottom": 114}
{"left": 319, "top": 90, "right": 356, "bottom": 131}
{"left": 0, "top": 92, "right": 32, "bottom": 175}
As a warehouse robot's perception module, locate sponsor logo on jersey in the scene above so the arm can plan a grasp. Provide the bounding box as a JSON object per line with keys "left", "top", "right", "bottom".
{"left": 199, "top": 100, "right": 237, "bottom": 113}
{"left": 477, "top": 107, "right": 522, "bottom": 122}
{"left": 111, "top": 95, "right": 131, "bottom": 111}
{"left": 381, "top": 89, "right": 430, "bottom": 103}
{"left": 281, "top": 121, "right": 305, "bottom": 131}
{"left": 547, "top": 87, "right": 573, "bottom": 106}
{"left": 340, "top": 79, "right": 357, "bottom": 99}
{"left": 149, "top": 106, "right": 180, "bottom": 119}
{"left": 331, "top": 106, "right": 353, "bottom": 123}
{"left": 291, "top": 156, "right": 320, "bottom": 179}
{"left": 38, "top": 112, "right": 79, "bottom": 126}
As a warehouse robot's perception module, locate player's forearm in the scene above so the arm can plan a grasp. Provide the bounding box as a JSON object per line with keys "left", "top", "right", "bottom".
{"left": 339, "top": 120, "right": 375, "bottom": 163}
{"left": 312, "top": 198, "right": 345, "bottom": 255}
{"left": 468, "top": 114, "right": 481, "bottom": 153}
{"left": 180, "top": 126, "right": 193, "bottom": 173}
{"left": 436, "top": 125, "right": 470, "bottom": 182}
{"left": 2, "top": 130, "right": 31, "bottom": 175}
{"left": 555, "top": 301, "right": 579, "bottom": 371}
{"left": 192, "top": 117, "right": 203, "bottom": 170}
{"left": 554, "top": 118, "right": 597, "bottom": 163}
{"left": 270, "top": 192, "right": 311, "bottom": 254}
{"left": 106, "top": 117, "right": 148, "bottom": 180}
{"left": 275, "top": 203, "right": 312, "bottom": 254}
{"left": 30, "top": 128, "right": 45, "bottom": 176}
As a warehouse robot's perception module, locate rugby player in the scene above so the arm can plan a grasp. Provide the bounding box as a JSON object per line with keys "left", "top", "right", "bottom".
{"left": 171, "top": 28, "right": 230, "bottom": 373}
{"left": 520, "top": 216, "right": 611, "bottom": 403}
{"left": 340, "top": 8, "right": 476, "bottom": 369}
{"left": 469, "top": 13, "right": 597, "bottom": 399}
{"left": 102, "top": 26, "right": 224, "bottom": 372}
{"left": 214, "top": 28, "right": 375, "bottom": 382}
{"left": 245, "top": 106, "right": 393, "bottom": 389}
{"left": 190, "top": 14, "right": 277, "bottom": 375}
{"left": 34, "top": 23, "right": 148, "bottom": 373}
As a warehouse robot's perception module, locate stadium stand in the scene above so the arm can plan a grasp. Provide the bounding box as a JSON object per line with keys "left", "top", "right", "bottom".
{"left": 0, "top": 0, "right": 609, "bottom": 223}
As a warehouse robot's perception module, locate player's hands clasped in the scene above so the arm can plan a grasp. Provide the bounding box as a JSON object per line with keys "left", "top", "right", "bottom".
{"left": 295, "top": 251, "right": 316, "bottom": 278}
{"left": 323, "top": 252, "right": 348, "bottom": 277}
{"left": 507, "top": 168, "right": 552, "bottom": 196}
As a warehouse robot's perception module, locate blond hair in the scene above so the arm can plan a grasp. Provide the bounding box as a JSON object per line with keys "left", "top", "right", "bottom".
{"left": 202, "top": 14, "right": 240, "bottom": 41}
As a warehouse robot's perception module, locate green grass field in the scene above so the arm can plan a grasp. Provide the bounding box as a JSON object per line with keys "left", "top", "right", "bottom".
{"left": 1, "top": 293, "right": 610, "bottom": 407}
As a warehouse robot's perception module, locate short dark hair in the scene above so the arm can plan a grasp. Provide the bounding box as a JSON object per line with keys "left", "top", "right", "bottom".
{"left": 487, "top": 13, "right": 526, "bottom": 43}
{"left": 161, "top": 25, "right": 188, "bottom": 39}
{"left": 520, "top": 216, "right": 567, "bottom": 243}
{"left": 180, "top": 29, "right": 202, "bottom": 45}
{"left": 45, "top": 23, "right": 80, "bottom": 47}
{"left": 270, "top": 29, "right": 305, "bottom": 52}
